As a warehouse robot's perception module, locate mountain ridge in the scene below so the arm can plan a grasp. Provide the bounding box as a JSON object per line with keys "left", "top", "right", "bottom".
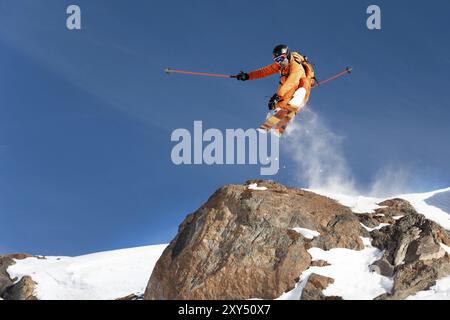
{"left": 2, "top": 181, "right": 450, "bottom": 300}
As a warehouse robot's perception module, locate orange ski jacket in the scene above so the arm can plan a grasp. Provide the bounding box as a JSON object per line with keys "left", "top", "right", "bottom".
{"left": 248, "top": 52, "right": 312, "bottom": 106}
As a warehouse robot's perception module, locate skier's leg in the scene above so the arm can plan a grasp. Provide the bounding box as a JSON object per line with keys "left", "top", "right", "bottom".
{"left": 288, "top": 87, "right": 307, "bottom": 111}
{"left": 275, "top": 86, "right": 310, "bottom": 135}
{"left": 288, "top": 75, "right": 312, "bottom": 111}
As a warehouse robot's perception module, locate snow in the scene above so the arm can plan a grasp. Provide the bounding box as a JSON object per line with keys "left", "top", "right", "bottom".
{"left": 294, "top": 186, "right": 450, "bottom": 300}
{"left": 277, "top": 237, "right": 393, "bottom": 300}
{"left": 5, "top": 187, "right": 450, "bottom": 300}
{"left": 406, "top": 276, "right": 450, "bottom": 300}
{"left": 398, "top": 188, "right": 450, "bottom": 230}
{"left": 400, "top": 187, "right": 450, "bottom": 202}
{"left": 7, "top": 244, "right": 167, "bottom": 300}
{"left": 308, "top": 190, "right": 384, "bottom": 214}
{"left": 360, "top": 223, "right": 390, "bottom": 232}
{"left": 426, "top": 190, "right": 450, "bottom": 215}
{"left": 291, "top": 227, "right": 320, "bottom": 239}
{"left": 312, "top": 187, "right": 450, "bottom": 230}
{"left": 440, "top": 243, "right": 450, "bottom": 254}
{"left": 248, "top": 183, "right": 268, "bottom": 191}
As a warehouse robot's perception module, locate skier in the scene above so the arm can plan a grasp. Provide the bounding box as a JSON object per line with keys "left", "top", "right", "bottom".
{"left": 165, "top": 47, "right": 351, "bottom": 135}
{"left": 235, "top": 44, "right": 315, "bottom": 113}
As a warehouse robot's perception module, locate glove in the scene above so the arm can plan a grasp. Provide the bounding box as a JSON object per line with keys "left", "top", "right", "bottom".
{"left": 268, "top": 94, "right": 281, "bottom": 110}
{"left": 235, "top": 71, "right": 249, "bottom": 81}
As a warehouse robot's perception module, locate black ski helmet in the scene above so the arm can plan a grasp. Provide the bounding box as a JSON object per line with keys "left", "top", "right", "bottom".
{"left": 273, "top": 44, "right": 291, "bottom": 60}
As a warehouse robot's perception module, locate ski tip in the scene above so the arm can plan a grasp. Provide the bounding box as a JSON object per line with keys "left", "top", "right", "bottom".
{"left": 346, "top": 66, "right": 353, "bottom": 73}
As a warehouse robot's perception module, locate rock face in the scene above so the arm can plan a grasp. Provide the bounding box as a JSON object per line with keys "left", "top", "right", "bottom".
{"left": 2, "top": 276, "right": 37, "bottom": 300}
{"left": 358, "top": 198, "right": 417, "bottom": 228}
{"left": 369, "top": 258, "right": 394, "bottom": 277}
{"left": 311, "top": 260, "right": 330, "bottom": 267}
{"left": 2, "top": 182, "right": 449, "bottom": 300}
{"left": 0, "top": 254, "right": 37, "bottom": 300}
{"left": 116, "top": 293, "right": 143, "bottom": 300}
{"left": 0, "top": 256, "right": 15, "bottom": 297}
{"left": 300, "top": 274, "right": 341, "bottom": 300}
{"left": 371, "top": 211, "right": 449, "bottom": 266}
{"left": 145, "top": 180, "right": 365, "bottom": 300}
{"left": 145, "top": 181, "right": 450, "bottom": 300}
{"left": 369, "top": 207, "right": 450, "bottom": 300}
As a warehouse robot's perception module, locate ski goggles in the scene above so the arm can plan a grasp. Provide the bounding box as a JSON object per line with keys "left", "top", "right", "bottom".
{"left": 274, "top": 54, "right": 287, "bottom": 63}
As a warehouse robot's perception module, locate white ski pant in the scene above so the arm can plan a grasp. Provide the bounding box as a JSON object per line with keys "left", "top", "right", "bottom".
{"left": 289, "top": 87, "right": 307, "bottom": 110}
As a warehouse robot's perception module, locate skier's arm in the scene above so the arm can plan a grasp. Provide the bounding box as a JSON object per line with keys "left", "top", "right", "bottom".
{"left": 277, "top": 62, "right": 304, "bottom": 97}
{"left": 248, "top": 63, "right": 280, "bottom": 80}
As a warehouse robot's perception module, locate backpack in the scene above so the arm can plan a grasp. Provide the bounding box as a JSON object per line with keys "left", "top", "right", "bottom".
{"left": 293, "top": 53, "right": 317, "bottom": 85}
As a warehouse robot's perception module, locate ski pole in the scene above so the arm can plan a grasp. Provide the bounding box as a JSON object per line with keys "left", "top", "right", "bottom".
{"left": 164, "top": 66, "right": 353, "bottom": 85}
{"left": 312, "top": 67, "right": 352, "bottom": 88}
{"left": 165, "top": 67, "right": 234, "bottom": 78}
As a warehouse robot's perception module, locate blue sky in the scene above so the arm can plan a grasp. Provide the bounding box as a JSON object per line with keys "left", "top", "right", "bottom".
{"left": 1, "top": 0, "right": 449, "bottom": 255}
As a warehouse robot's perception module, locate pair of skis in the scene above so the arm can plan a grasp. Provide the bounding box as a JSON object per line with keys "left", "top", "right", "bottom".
{"left": 258, "top": 105, "right": 300, "bottom": 136}
{"left": 257, "top": 67, "right": 353, "bottom": 136}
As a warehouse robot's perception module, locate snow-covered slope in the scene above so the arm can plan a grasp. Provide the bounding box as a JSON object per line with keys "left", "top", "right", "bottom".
{"left": 288, "top": 186, "right": 450, "bottom": 300}
{"left": 7, "top": 244, "right": 167, "bottom": 300}
{"left": 277, "top": 237, "right": 393, "bottom": 300}
{"left": 426, "top": 190, "right": 450, "bottom": 217}
{"left": 311, "top": 187, "right": 450, "bottom": 230}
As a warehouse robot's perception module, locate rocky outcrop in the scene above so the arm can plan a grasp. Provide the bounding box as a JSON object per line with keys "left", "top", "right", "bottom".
{"left": 311, "top": 260, "right": 331, "bottom": 267}
{"left": 116, "top": 293, "right": 143, "bottom": 300}
{"left": 0, "top": 254, "right": 37, "bottom": 300}
{"left": 0, "top": 256, "right": 15, "bottom": 297}
{"left": 369, "top": 207, "right": 450, "bottom": 300}
{"left": 358, "top": 198, "right": 416, "bottom": 228}
{"left": 145, "top": 180, "right": 366, "bottom": 300}
{"left": 2, "top": 276, "right": 37, "bottom": 300}
{"left": 378, "top": 256, "right": 450, "bottom": 300}
{"left": 371, "top": 210, "right": 450, "bottom": 265}
{"left": 369, "top": 258, "right": 394, "bottom": 277}
{"left": 2, "top": 183, "right": 448, "bottom": 300}
{"left": 144, "top": 181, "right": 450, "bottom": 300}
{"left": 300, "top": 274, "right": 342, "bottom": 300}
